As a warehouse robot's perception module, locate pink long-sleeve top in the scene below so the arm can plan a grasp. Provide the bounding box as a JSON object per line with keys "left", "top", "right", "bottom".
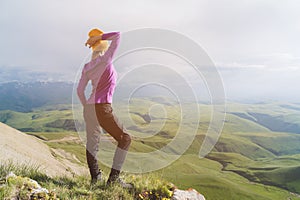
{"left": 77, "top": 32, "right": 120, "bottom": 105}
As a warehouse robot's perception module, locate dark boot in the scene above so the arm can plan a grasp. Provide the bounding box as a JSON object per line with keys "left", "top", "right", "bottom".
{"left": 106, "top": 168, "right": 133, "bottom": 189}
{"left": 107, "top": 168, "right": 120, "bottom": 184}
{"left": 86, "top": 149, "right": 102, "bottom": 184}
{"left": 91, "top": 170, "right": 102, "bottom": 185}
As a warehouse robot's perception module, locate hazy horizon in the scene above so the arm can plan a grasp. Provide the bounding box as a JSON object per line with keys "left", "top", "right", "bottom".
{"left": 1, "top": 0, "right": 300, "bottom": 102}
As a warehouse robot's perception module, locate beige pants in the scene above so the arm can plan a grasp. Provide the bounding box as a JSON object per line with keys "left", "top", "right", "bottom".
{"left": 83, "top": 103, "right": 131, "bottom": 177}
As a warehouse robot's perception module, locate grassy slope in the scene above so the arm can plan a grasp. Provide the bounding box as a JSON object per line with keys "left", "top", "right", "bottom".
{"left": 0, "top": 162, "right": 175, "bottom": 200}
{"left": 0, "top": 104, "right": 74, "bottom": 132}
{"left": 1, "top": 100, "right": 300, "bottom": 199}
{"left": 161, "top": 154, "right": 299, "bottom": 200}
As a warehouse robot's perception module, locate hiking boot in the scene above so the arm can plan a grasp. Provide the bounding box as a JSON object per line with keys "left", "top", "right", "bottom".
{"left": 106, "top": 168, "right": 133, "bottom": 189}
{"left": 107, "top": 176, "right": 134, "bottom": 189}
{"left": 91, "top": 170, "right": 103, "bottom": 185}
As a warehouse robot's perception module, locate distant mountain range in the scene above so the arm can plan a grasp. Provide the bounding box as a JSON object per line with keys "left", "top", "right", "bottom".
{"left": 0, "top": 66, "right": 71, "bottom": 83}
{"left": 0, "top": 80, "right": 203, "bottom": 112}
{"left": 0, "top": 81, "right": 73, "bottom": 112}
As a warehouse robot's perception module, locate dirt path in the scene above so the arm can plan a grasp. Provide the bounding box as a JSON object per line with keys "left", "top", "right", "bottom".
{"left": 47, "top": 135, "right": 82, "bottom": 143}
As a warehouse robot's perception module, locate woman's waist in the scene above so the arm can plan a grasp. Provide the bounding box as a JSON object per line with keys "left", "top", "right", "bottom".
{"left": 86, "top": 94, "right": 113, "bottom": 104}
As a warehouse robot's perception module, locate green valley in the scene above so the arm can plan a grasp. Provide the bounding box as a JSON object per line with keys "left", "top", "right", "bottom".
{"left": 1, "top": 99, "right": 300, "bottom": 200}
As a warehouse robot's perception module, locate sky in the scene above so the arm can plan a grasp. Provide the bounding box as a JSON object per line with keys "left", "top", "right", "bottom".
{"left": 0, "top": 0, "right": 300, "bottom": 102}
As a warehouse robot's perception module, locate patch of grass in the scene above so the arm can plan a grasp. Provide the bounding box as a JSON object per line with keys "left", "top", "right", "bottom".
{"left": 253, "top": 166, "right": 300, "bottom": 193}
{"left": 47, "top": 142, "right": 86, "bottom": 164}
{"left": 161, "top": 154, "right": 300, "bottom": 200}
{"left": 205, "top": 152, "right": 300, "bottom": 194}
{"left": 0, "top": 162, "right": 175, "bottom": 200}
{"left": 213, "top": 134, "right": 275, "bottom": 159}
{"left": 241, "top": 133, "right": 300, "bottom": 155}
{"left": 0, "top": 108, "right": 75, "bottom": 132}
{"left": 0, "top": 160, "right": 47, "bottom": 181}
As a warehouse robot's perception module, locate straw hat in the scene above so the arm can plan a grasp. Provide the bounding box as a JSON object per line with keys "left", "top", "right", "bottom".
{"left": 88, "top": 28, "right": 109, "bottom": 51}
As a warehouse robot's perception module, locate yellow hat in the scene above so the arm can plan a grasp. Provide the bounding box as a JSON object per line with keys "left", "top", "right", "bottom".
{"left": 88, "top": 28, "right": 109, "bottom": 51}
{"left": 88, "top": 28, "right": 103, "bottom": 37}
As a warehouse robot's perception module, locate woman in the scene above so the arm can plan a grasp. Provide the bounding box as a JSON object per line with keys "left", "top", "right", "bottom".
{"left": 77, "top": 28, "right": 132, "bottom": 188}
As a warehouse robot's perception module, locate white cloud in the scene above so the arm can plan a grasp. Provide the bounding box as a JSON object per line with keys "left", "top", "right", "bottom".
{"left": 216, "top": 52, "right": 300, "bottom": 72}
{"left": 216, "top": 62, "right": 266, "bottom": 70}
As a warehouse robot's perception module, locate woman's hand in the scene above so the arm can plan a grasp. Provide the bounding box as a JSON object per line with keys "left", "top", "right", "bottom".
{"left": 85, "top": 35, "right": 102, "bottom": 48}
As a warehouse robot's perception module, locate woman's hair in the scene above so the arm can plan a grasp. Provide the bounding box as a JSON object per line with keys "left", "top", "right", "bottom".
{"left": 93, "top": 40, "right": 109, "bottom": 52}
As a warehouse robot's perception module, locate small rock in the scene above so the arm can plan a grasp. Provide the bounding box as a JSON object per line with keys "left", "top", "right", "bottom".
{"left": 5, "top": 172, "right": 54, "bottom": 199}
{"left": 6, "top": 171, "right": 17, "bottom": 179}
{"left": 171, "top": 188, "right": 206, "bottom": 200}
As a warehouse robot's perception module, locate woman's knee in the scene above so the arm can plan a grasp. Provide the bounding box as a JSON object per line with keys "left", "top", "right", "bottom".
{"left": 119, "top": 133, "right": 131, "bottom": 149}
{"left": 123, "top": 133, "right": 131, "bottom": 144}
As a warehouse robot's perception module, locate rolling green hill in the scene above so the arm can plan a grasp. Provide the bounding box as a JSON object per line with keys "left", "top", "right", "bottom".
{"left": 0, "top": 105, "right": 75, "bottom": 132}
{"left": 1, "top": 99, "right": 300, "bottom": 199}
